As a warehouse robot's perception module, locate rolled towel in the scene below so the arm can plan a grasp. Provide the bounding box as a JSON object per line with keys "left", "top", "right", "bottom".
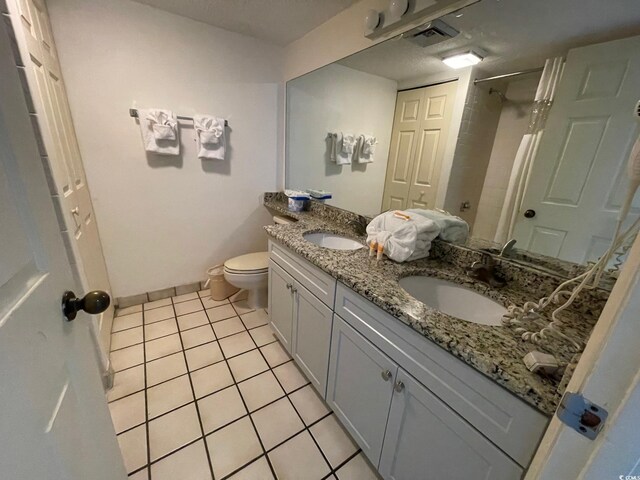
{"left": 407, "top": 209, "right": 469, "bottom": 244}
{"left": 366, "top": 210, "right": 441, "bottom": 262}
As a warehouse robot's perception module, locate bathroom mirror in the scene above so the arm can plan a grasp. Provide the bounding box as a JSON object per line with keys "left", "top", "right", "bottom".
{"left": 285, "top": 0, "right": 640, "bottom": 271}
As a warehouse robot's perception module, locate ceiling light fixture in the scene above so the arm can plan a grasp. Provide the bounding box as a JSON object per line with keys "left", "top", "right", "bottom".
{"left": 442, "top": 50, "right": 484, "bottom": 69}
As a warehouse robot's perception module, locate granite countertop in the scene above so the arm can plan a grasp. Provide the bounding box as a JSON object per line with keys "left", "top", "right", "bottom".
{"left": 263, "top": 196, "right": 602, "bottom": 417}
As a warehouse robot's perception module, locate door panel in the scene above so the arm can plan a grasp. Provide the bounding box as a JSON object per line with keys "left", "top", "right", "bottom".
{"left": 268, "top": 260, "right": 295, "bottom": 353}
{"left": 515, "top": 36, "right": 640, "bottom": 263}
{"left": 0, "top": 21, "right": 125, "bottom": 478}
{"left": 379, "top": 370, "right": 523, "bottom": 480}
{"left": 293, "top": 284, "right": 333, "bottom": 397}
{"left": 326, "top": 315, "right": 397, "bottom": 467}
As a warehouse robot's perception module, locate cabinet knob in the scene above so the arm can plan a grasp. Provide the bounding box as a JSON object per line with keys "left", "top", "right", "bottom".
{"left": 394, "top": 380, "right": 405, "bottom": 393}
{"left": 381, "top": 370, "right": 392, "bottom": 381}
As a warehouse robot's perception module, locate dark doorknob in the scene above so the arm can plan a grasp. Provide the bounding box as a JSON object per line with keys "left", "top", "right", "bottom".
{"left": 61, "top": 290, "right": 111, "bottom": 321}
{"left": 524, "top": 209, "right": 536, "bottom": 218}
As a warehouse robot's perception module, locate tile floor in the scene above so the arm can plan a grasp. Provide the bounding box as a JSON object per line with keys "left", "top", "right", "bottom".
{"left": 108, "top": 289, "right": 380, "bottom": 479}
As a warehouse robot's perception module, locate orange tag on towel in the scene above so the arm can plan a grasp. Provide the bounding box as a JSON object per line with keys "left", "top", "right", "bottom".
{"left": 393, "top": 211, "right": 411, "bottom": 221}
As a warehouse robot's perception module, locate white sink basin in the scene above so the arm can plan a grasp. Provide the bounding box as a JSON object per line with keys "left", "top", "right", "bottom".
{"left": 303, "top": 232, "right": 364, "bottom": 251}
{"left": 399, "top": 276, "right": 506, "bottom": 326}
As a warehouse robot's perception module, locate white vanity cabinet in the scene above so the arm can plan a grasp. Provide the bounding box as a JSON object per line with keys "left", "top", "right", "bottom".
{"left": 268, "top": 240, "right": 547, "bottom": 479}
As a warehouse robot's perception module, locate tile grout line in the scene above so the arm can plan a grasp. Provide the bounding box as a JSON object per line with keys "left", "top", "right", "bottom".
{"left": 170, "top": 296, "right": 217, "bottom": 480}
{"left": 141, "top": 305, "right": 152, "bottom": 480}
{"left": 203, "top": 294, "right": 280, "bottom": 480}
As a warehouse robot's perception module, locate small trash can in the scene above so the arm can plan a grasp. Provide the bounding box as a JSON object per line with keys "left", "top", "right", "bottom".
{"left": 207, "top": 265, "right": 239, "bottom": 301}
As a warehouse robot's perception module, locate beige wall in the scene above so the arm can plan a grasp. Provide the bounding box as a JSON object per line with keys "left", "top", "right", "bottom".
{"left": 473, "top": 75, "right": 540, "bottom": 240}
{"left": 48, "top": 0, "right": 284, "bottom": 297}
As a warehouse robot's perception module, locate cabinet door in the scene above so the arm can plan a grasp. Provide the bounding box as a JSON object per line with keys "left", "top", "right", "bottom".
{"left": 379, "top": 370, "right": 523, "bottom": 480}
{"left": 268, "top": 260, "right": 295, "bottom": 353}
{"left": 293, "top": 283, "right": 333, "bottom": 397}
{"left": 327, "top": 315, "right": 398, "bottom": 467}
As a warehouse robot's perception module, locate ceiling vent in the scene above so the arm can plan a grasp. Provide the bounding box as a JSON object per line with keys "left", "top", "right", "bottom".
{"left": 403, "top": 19, "right": 459, "bottom": 48}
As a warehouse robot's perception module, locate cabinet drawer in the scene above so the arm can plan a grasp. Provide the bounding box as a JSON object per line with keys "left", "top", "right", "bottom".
{"left": 335, "top": 283, "right": 547, "bottom": 467}
{"left": 269, "top": 241, "right": 336, "bottom": 308}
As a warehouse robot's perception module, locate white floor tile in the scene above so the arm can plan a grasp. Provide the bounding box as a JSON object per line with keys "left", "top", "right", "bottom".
{"left": 191, "top": 361, "right": 234, "bottom": 399}
{"left": 110, "top": 343, "right": 144, "bottom": 372}
{"left": 151, "top": 440, "right": 213, "bottom": 480}
{"left": 145, "top": 317, "right": 178, "bottom": 341}
{"left": 268, "top": 431, "right": 330, "bottom": 480}
{"left": 147, "top": 352, "right": 188, "bottom": 386}
{"left": 181, "top": 324, "right": 216, "bottom": 349}
{"left": 335, "top": 453, "right": 380, "bottom": 480}
{"left": 147, "top": 374, "right": 194, "bottom": 419}
{"left": 107, "top": 365, "right": 145, "bottom": 402}
{"left": 149, "top": 403, "right": 201, "bottom": 461}
{"left": 273, "top": 361, "right": 308, "bottom": 393}
{"left": 251, "top": 398, "right": 304, "bottom": 450}
{"left": 206, "top": 304, "right": 237, "bottom": 323}
{"left": 231, "top": 299, "right": 254, "bottom": 316}
{"left": 177, "top": 310, "right": 210, "bottom": 331}
{"left": 212, "top": 316, "right": 245, "bottom": 339}
{"left": 175, "top": 299, "right": 204, "bottom": 316}
{"left": 109, "top": 391, "right": 145, "bottom": 434}
{"left": 201, "top": 295, "right": 230, "bottom": 309}
{"left": 229, "top": 290, "right": 249, "bottom": 303}
{"left": 310, "top": 415, "right": 358, "bottom": 468}
{"left": 128, "top": 468, "right": 148, "bottom": 480}
{"left": 237, "top": 371, "right": 285, "bottom": 412}
{"left": 144, "top": 298, "right": 172, "bottom": 310}
{"left": 112, "top": 312, "right": 143, "bottom": 332}
{"left": 228, "top": 456, "right": 274, "bottom": 480}
{"left": 116, "top": 424, "right": 147, "bottom": 473}
{"left": 219, "top": 331, "right": 256, "bottom": 358}
{"left": 227, "top": 350, "right": 269, "bottom": 382}
{"left": 173, "top": 292, "right": 199, "bottom": 304}
{"left": 111, "top": 326, "right": 143, "bottom": 351}
{"left": 206, "top": 417, "right": 262, "bottom": 479}
{"left": 116, "top": 304, "right": 142, "bottom": 317}
{"left": 185, "top": 342, "right": 223, "bottom": 371}
{"left": 260, "top": 341, "right": 291, "bottom": 368}
{"left": 289, "top": 385, "right": 330, "bottom": 426}
{"left": 145, "top": 333, "right": 182, "bottom": 361}
{"left": 145, "top": 305, "right": 175, "bottom": 324}
{"left": 249, "top": 325, "right": 276, "bottom": 347}
{"left": 198, "top": 386, "right": 247, "bottom": 433}
{"left": 240, "top": 309, "right": 269, "bottom": 329}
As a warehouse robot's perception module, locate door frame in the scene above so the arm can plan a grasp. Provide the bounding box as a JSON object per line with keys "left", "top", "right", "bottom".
{"left": 526, "top": 232, "right": 640, "bottom": 478}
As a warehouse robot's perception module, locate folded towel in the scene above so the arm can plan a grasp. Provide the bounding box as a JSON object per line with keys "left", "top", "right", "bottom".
{"left": 366, "top": 210, "right": 441, "bottom": 262}
{"left": 357, "top": 134, "right": 377, "bottom": 163}
{"left": 138, "top": 108, "right": 179, "bottom": 155}
{"left": 407, "top": 209, "right": 469, "bottom": 243}
{"left": 194, "top": 115, "right": 226, "bottom": 160}
{"left": 337, "top": 132, "right": 355, "bottom": 165}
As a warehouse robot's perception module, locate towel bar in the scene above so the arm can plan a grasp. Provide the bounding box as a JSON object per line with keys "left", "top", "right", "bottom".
{"left": 129, "top": 108, "right": 228, "bottom": 127}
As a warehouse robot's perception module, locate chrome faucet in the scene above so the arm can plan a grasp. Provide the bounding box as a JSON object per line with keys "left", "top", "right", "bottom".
{"left": 466, "top": 253, "right": 506, "bottom": 288}
{"left": 500, "top": 239, "right": 517, "bottom": 257}
{"left": 347, "top": 215, "right": 369, "bottom": 236}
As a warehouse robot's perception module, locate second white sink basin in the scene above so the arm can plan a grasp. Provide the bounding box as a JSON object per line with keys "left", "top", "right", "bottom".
{"left": 399, "top": 276, "right": 506, "bottom": 326}
{"left": 303, "top": 232, "right": 364, "bottom": 251}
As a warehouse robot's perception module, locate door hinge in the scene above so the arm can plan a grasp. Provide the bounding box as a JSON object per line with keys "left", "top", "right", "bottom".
{"left": 556, "top": 392, "right": 608, "bottom": 440}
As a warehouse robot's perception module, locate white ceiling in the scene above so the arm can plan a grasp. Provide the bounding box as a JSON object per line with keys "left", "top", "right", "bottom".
{"left": 338, "top": 0, "right": 640, "bottom": 82}
{"left": 130, "top": 0, "right": 357, "bottom": 45}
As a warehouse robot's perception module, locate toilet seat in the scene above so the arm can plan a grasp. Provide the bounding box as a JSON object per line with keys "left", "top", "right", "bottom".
{"left": 224, "top": 252, "right": 269, "bottom": 275}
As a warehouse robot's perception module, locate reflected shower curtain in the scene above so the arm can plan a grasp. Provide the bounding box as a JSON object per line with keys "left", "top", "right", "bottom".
{"left": 494, "top": 57, "right": 565, "bottom": 244}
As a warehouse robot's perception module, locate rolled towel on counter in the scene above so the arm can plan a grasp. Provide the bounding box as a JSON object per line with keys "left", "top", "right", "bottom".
{"left": 407, "top": 209, "right": 469, "bottom": 244}
{"left": 366, "top": 210, "right": 441, "bottom": 262}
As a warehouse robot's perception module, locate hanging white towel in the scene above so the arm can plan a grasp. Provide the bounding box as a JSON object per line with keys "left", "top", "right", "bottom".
{"left": 337, "top": 132, "right": 355, "bottom": 165}
{"left": 327, "top": 132, "right": 338, "bottom": 162}
{"left": 137, "top": 109, "right": 179, "bottom": 155}
{"left": 357, "top": 134, "right": 377, "bottom": 163}
{"left": 194, "top": 115, "right": 226, "bottom": 160}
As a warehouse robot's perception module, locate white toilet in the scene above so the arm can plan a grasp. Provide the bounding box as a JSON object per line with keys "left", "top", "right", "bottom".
{"left": 223, "top": 251, "right": 270, "bottom": 309}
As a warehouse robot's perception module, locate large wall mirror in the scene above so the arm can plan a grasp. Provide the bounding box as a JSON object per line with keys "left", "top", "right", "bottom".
{"left": 286, "top": 0, "right": 640, "bottom": 272}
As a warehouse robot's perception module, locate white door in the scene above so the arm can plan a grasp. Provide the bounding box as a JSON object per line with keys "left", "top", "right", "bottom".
{"left": 292, "top": 283, "right": 333, "bottom": 397}
{"left": 382, "top": 81, "right": 457, "bottom": 211}
{"left": 0, "top": 22, "right": 126, "bottom": 480}
{"left": 514, "top": 35, "right": 640, "bottom": 263}
{"left": 378, "top": 370, "right": 522, "bottom": 480}
{"left": 6, "top": 0, "right": 114, "bottom": 350}
{"left": 326, "top": 315, "right": 398, "bottom": 467}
